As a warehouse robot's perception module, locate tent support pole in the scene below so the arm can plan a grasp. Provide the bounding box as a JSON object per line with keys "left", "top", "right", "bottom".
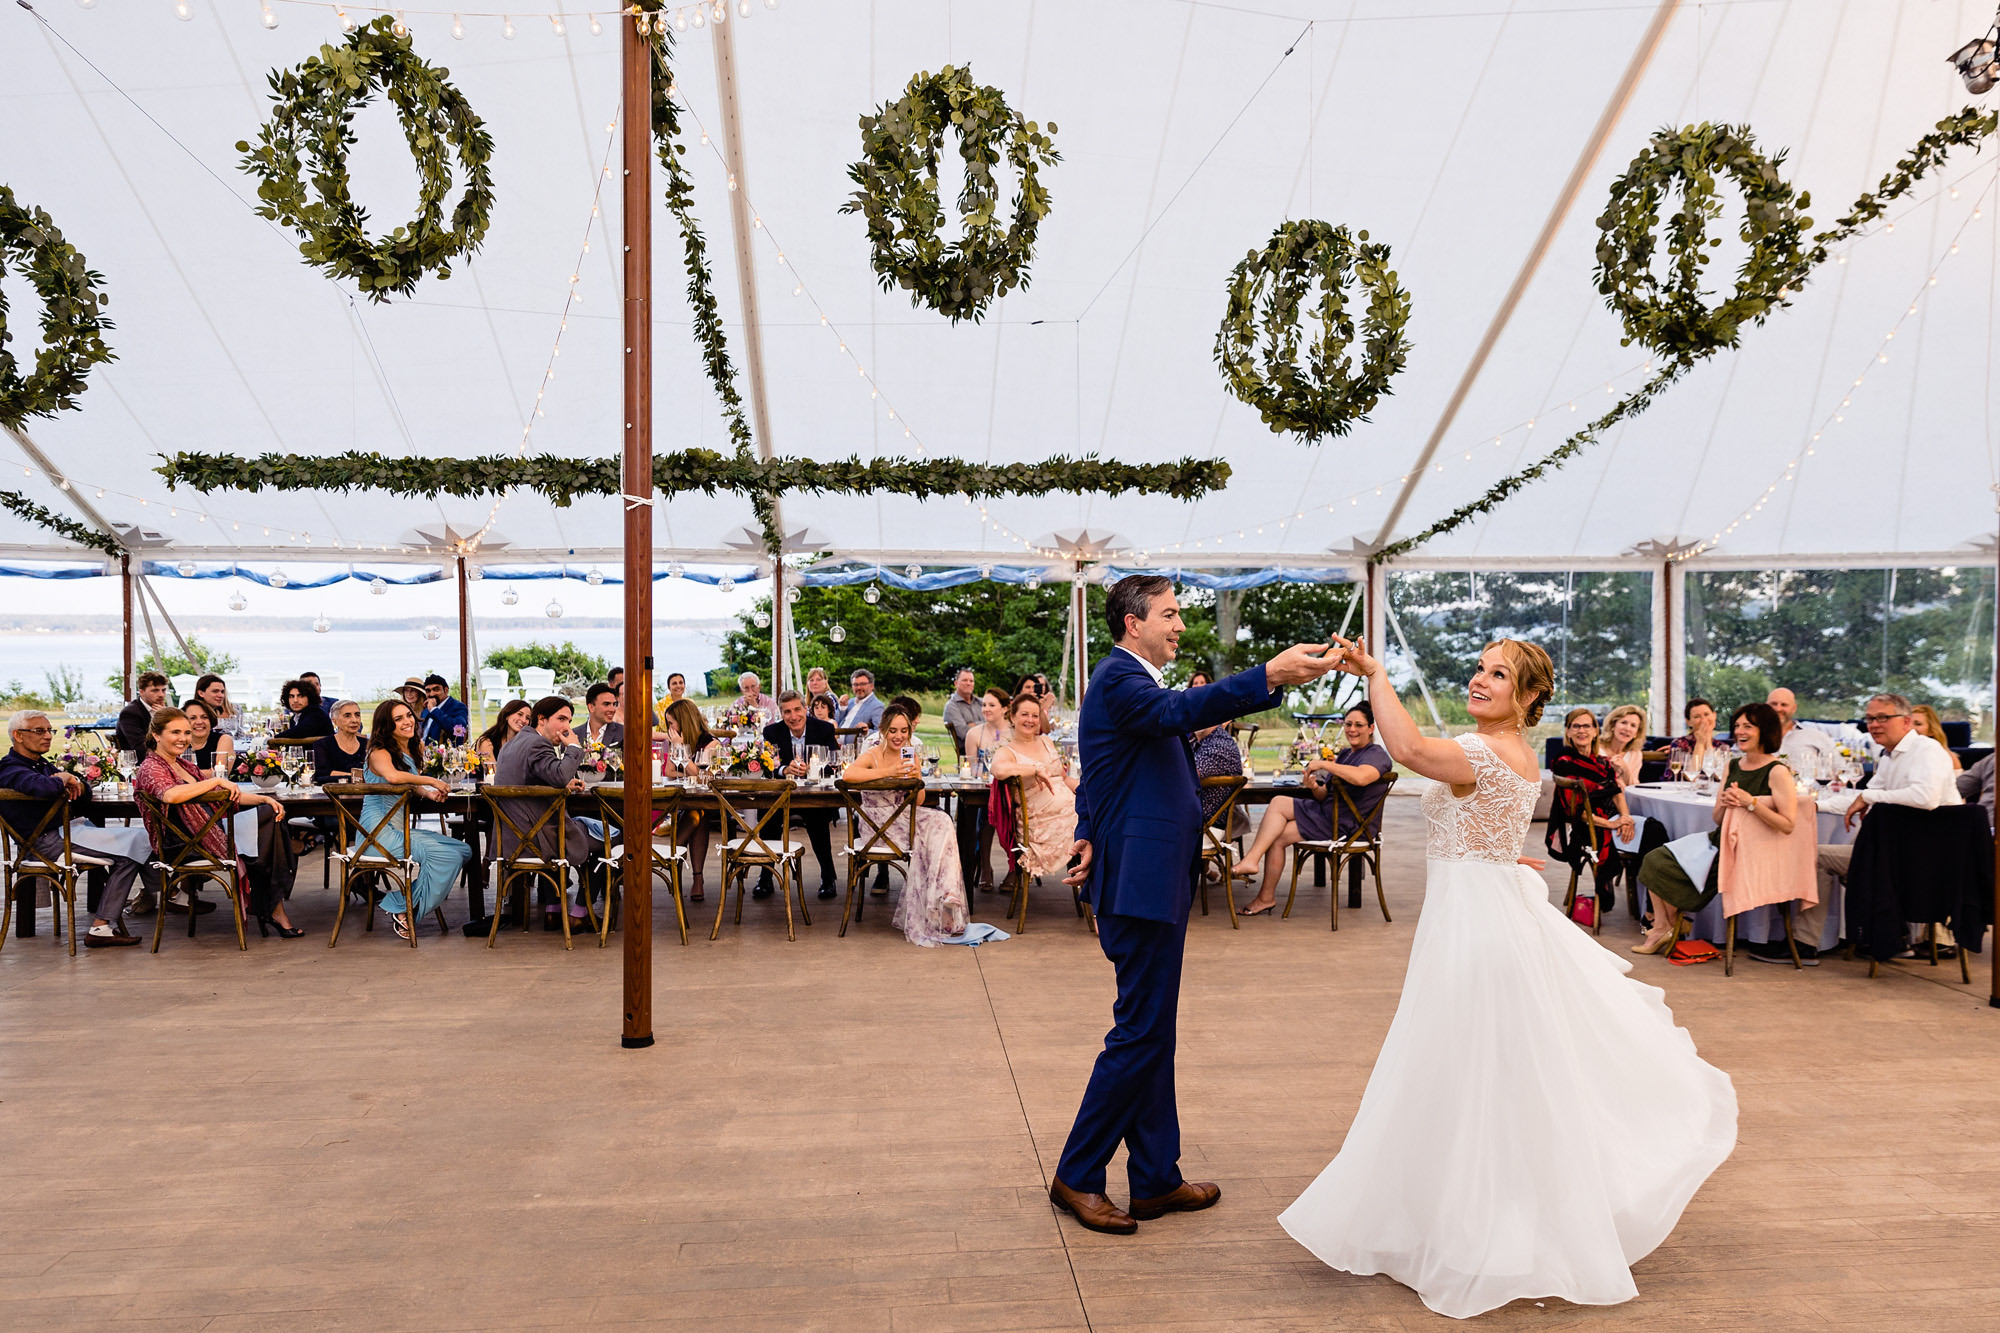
{"left": 1370, "top": 0, "right": 1684, "bottom": 548}
{"left": 620, "top": 13, "right": 656, "bottom": 1051}
{"left": 1668, "top": 560, "right": 1688, "bottom": 730}
{"left": 139, "top": 576, "right": 195, "bottom": 670}
{"left": 120, "top": 554, "right": 134, "bottom": 699}
{"left": 1365, "top": 561, "right": 1387, "bottom": 679}
{"left": 1651, "top": 560, "right": 1671, "bottom": 737}
{"left": 771, "top": 560, "right": 784, "bottom": 694}
{"left": 1073, "top": 563, "right": 1089, "bottom": 707}
{"left": 457, "top": 556, "right": 471, "bottom": 730}
{"left": 1992, "top": 530, "right": 1998, "bottom": 1008}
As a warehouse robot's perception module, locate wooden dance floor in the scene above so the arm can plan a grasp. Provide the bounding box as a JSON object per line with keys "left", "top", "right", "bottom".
{"left": 2, "top": 797, "right": 1995, "bottom": 1330}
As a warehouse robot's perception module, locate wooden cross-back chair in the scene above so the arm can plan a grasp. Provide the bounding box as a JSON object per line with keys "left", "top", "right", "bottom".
{"left": 996, "top": 775, "right": 1092, "bottom": 935}
{"left": 711, "top": 777, "right": 810, "bottom": 941}
{"left": 480, "top": 786, "right": 591, "bottom": 950}
{"left": 1285, "top": 774, "right": 1398, "bottom": 931}
{"left": 592, "top": 786, "right": 691, "bottom": 947}
{"left": 1551, "top": 775, "right": 1609, "bottom": 936}
{"left": 833, "top": 776, "right": 921, "bottom": 937}
{"left": 0, "top": 791, "right": 108, "bottom": 956}
{"left": 135, "top": 789, "right": 248, "bottom": 953}
{"left": 1195, "top": 774, "right": 1246, "bottom": 929}
{"left": 321, "top": 783, "right": 447, "bottom": 948}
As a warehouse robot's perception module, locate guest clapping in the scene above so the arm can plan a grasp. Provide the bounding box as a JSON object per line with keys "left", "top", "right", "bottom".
{"left": 1667, "top": 698, "right": 1719, "bottom": 778}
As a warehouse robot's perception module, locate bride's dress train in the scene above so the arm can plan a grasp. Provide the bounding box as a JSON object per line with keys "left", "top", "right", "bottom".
{"left": 1278, "top": 734, "right": 1737, "bottom": 1319}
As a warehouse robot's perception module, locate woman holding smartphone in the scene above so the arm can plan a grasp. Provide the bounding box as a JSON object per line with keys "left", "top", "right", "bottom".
{"left": 842, "top": 703, "right": 969, "bottom": 945}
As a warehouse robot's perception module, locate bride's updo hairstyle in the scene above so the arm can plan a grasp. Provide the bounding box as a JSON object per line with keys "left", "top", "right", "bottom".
{"left": 1483, "top": 638, "right": 1555, "bottom": 729}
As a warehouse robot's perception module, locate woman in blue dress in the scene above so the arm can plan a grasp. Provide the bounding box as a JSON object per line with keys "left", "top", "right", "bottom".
{"left": 362, "top": 698, "right": 471, "bottom": 940}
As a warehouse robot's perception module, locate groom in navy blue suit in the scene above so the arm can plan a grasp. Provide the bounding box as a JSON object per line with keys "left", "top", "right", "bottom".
{"left": 1050, "top": 574, "right": 1340, "bottom": 1234}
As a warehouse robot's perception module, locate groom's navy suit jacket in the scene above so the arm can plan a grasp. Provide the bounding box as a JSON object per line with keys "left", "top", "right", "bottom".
{"left": 1074, "top": 649, "right": 1281, "bottom": 923}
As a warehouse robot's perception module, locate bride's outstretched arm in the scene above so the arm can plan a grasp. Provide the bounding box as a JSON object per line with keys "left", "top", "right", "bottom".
{"left": 1325, "top": 635, "right": 1476, "bottom": 786}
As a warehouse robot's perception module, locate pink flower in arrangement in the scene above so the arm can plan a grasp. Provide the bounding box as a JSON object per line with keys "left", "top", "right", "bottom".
{"left": 454, "top": 724, "right": 467, "bottom": 739}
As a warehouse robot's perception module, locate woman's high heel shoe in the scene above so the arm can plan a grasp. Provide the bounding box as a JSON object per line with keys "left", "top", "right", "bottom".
{"left": 257, "top": 916, "right": 305, "bottom": 939}
{"left": 1629, "top": 925, "right": 1673, "bottom": 955}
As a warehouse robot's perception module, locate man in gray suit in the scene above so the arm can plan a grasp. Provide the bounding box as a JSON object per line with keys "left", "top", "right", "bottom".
{"left": 494, "top": 695, "right": 603, "bottom": 926}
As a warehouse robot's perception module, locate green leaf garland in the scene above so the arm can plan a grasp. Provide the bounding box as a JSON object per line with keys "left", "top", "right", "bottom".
{"left": 1384, "top": 108, "right": 2000, "bottom": 560}
{"left": 0, "top": 488, "right": 121, "bottom": 556}
{"left": 0, "top": 184, "right": 114, "bottom": 432}
{"left": 237, "top": 15, "right": 495, "bottom": 301}
{"left": 1214, "top": 220, "right": 1412, "bottom": 442}
{"left": 154, "top": 449, "right": 1230, "bottom": 513}
{"left": 841, "top": 64, "right": 1060, "bottom": 324}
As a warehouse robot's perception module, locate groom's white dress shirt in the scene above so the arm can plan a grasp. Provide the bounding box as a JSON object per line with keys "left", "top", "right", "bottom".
{"left": 1117, "top": 645, "right": 1165, "bottom": 688}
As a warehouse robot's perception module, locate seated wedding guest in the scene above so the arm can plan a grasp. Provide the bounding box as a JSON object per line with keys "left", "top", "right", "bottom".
{"left": 805, "top": 666, "right": 839, "bottom": 716}
{"left": 607, "top": 666, "right": 624, "bottom": 696}
{"left": 837, "top": 669, "right": 884, "bottom": 732}
{"left": 301, "top": 670, "right": 337, "bottom": 712}
{"left": 1911, "top": 704, "right": 1962, "bottom": 772}
{"left": 1803, "top": 692, "right": 1963, "bottom": 963}
{"left": 732, "top": 671, "right": 777, "bottom": 717}
{"left": 957, "top": 687, "right": 1012, "bottom": 893}
{"left": 653, "top": 671, "right": 689, "bottom": 738}
{"left": 270, "top": 677, "right": 330, "bottom": 741}
{"left": 134, "top": 707, "right": 303, "bottom": 938}
{"left": 475, "top": 699, "right": 531, "bottom": 768}
{"left": 1034, "top": 672, "right": 1052, "bottom": 699}
{"left": 417, "top": 674, "right": 469, "bottom": 746}
{"left": 1958, "top": 751, "right": 1994, "bottom": 828}
{"left": 0, "top": 710, "right": 159, "bottom": 947}
{"left": 942, "top": 668, "right": 981, "bottom": 759}
{"left": 180, "top": 698, "right": 236, "bottom": 779}
{"left": 1194, "top": 721, "right": 1243, "bottom": 821}
{"left": 361, "top": 698, "right": 472, "bottom": 940}
{"left": 661, "top": 697, "right": 720, "bottom": 902}
{"left": 1185, "top": 670, "right": 1213, "bottom": 689}
{"left": 194, "top": 673, "right": 246, "bottom": 740}
{"left": 759, "top": 690, "right": 838, "bottom": 900}
{"left": 1667, "top": 697, "right": 1720, "bottom": 778}
{"left": 1234, "top": 704, "right": 1391, "bottom": 915}
{"left": 1767, "top": 687, "right": 1833, "bottom": 776}
{"left": 989, "top": 692, "right": 1078, "bottom": 878}
{"left": 494, "top": 696, "right": 603, "bottom": 929}
{"left": 810, "top": 695, "right": 838, "bottom": 724}
{"left": 1600, "top": 703, "right": 1650, "bottom": 787}
{"left": 314, "top": 699, "right": 368, "bottom": 783}
{"left": 842, "top": 702, "right": 968, "bottom": 946}
{"left": 1634, "top": 703, "right": 1809, "bottom": 959}
{"left": 580, "top": 683, "right": 623, "bottom": 750}
{"left": 115, "top": 671, "right": 168, "bottom": 753}
{"left": 397, "top": 677, "right": 428, "bottom": 716}
{"left": 1548, "top": 707, "right": 1663, "bottom": 915}
{"left": 1013, "top": 672, "right": 1041, "bottom": 702}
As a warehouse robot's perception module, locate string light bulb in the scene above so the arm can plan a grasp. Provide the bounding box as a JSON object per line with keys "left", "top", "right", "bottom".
{"left": 174, "top": 0, "right": 191, "bottom": 19}
{"left": 392, "top": 10, "right": 408, "bottom": 36}
{"left": 589, "top": 13, "right": 601, "bottom": 34}
{"left": 712, "top": 0, "right": 725, "bottom": 21}
{"left": 502, "top": 15, "right": 515, "bottom": 38}
{"left": 738, "top": 0, "right": 751, "bottom": 13}
{"left": 337, "top": 8, "right": 356, "bottom": 33}
{"left": 674, "top": 7, "right": 687, "bottom": 29}
{"left": 259, "top": 2, "right": 278, "bottom": 28}
{"left": 451, "top": 12, "right": 463, "bottom": 37}
{"left": 549, "top": 13, "right": 564, "bottom": 34}
{"left": 689, "top": 6, "right": 703, "bottom": 26}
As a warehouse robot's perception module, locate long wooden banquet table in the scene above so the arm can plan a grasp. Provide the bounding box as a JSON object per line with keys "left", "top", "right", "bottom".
{"left": 13, "top": 775, "right": 1315, "bottom": 938}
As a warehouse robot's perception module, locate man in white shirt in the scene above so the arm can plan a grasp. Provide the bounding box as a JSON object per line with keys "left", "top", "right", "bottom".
{"left": 1768, "top": 687, "right": 1834, "bottom": 776}
{"left": 1796, "top": 692, "right": 1962, "bottom": 963}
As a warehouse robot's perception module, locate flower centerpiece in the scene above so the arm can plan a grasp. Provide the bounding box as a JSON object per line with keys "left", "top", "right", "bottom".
{"left": 711, "top": 736, "right": 781, "bottom": 778}
{"left": 52, "top": 747, "right": 111, "bottom": 787}
{"left": 583, "top": 737, "right": 624, "bottom": 780}
{"left": 719, "top": 702, "right": 764, "bottom": 733}
{"left": 229, "top": 749, "right": 294, "bottom": 790}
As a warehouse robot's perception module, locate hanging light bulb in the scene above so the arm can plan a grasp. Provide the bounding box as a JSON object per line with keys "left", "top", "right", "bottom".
{"left": 466, "top": 564, "right": 484, "bottom": 581}
{"left": 75, "top": 0, "right": 98, "bottom": 8}
{"left": 711, "top": 0, "right": 726, "bottom": 20}
{"left": 763, "top": 0, "right": 777, "bottom": 8}
{"left": 784, "top": 586, "right": 800, "bottom": 606}
{"left": 174, "top": 0, "right": 192, "bottom": 20}
{"left": 674, "top": 7, "right": 688, "bottom": 30}
{"left": 666, "top": 561, "right": 684, "bottom": 578}
{"left": 828, "top": 624, "right": 846, "bottom": 644}
{"left": 585, "top": 566, "right": 605, "bottom": 586}
{"left": 690, "top": 5, "right": 703, "bottom": 27}
{"left": 176, "top": 560, "right": 196, "bottom": 578}
{"left": 422, "top": 622, "right": 442, "bottom": 641}
{"left": 337, "top": 8, "right": 356, "bottom": 33}
{"left": 313, "top": 613, "right": 331, "bottom": 635}
{"left": 269, "top": 568, "right": 289, "bottom": 589}
{"left": 738, "top": 0, "right": 751, "bottom": 14}
{"left": 977, "top": 563, "right": 994, "bottom": 579}
{"left": 588, "top": 13, "right": 601, "bottom": 34}
{"left": 718, "top": 576, "right": 736, "bottom": 594}
{"left": 904, "top": 563, "right": 922, "bottom": 580}
{"left": 863, "top": 582, "right": 882, "bottom": 605}
{"left": 501, "top": 586, "right": 520, "bottom": 605}
{"left": 502, "top": 15, "right": 516, "bottom": 38}
{"left": 259, "top": 2, "right": 278, "bottom": 27}
{"left": 549, "top": 14, "right": 565, "bottom": 35}
{"left": 1025, "top": 574, "right": 1041, "bottom": 591}
{"left": 392, "top": 11, "right": 408, "bottom": 36}
{"left": 451, "top": 13, "right": 463, "bottom": 38}
{"left": 754, "top": 610, "right": 771, "bottom": 629}
{"left": 545, "top": 599, "right": 564, "bottom": 619}
{"left": 228, "top": 591, "right": 247, "bottom": 611}
{"left": 369, "top": 576, "right": 387, "bottom": 595}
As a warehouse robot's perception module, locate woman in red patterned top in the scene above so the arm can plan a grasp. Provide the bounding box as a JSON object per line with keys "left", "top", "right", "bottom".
{"left": 134, "top": 708, "right": 302, "bottom": 937}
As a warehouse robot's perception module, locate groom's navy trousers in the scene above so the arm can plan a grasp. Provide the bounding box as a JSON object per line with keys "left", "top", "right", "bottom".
{"left": 1055, "top": 907, "right": 1191, "bottom": 1197}
{"left": 1054, "top": 649, "right": 1280, "bottom": 1200}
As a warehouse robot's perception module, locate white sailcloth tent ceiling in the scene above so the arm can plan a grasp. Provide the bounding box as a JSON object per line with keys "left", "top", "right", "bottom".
{"left": 3, "top": 0, "right": 1998, "bottom": 572}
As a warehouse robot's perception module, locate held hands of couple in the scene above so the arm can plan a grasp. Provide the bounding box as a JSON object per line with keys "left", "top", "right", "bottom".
{"left": 1263, "top": 641, "right": 1348, "bottom": 688}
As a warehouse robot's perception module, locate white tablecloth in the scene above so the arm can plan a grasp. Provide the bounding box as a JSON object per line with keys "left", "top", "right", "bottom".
{"left": 1624, "top": 783, "right": 1850, "bottom": 949}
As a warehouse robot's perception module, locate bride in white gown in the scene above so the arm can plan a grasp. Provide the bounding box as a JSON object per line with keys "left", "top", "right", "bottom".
{"left": 1279, "top": 637, "right": 1737, "bottom": 1320}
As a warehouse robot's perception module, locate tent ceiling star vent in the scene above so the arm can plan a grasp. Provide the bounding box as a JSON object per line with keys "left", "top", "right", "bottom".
{"left": 1031, "top": 528, "right": 1128, "bottom": 560}
{"left": 720, "top": 524, "right": 829, "bottom": 554}
{"left": 1627, "top": 538, "right": 1703, "bottom": 561}
{"left": 407, "top": 522, "right": 509, "bottom": 555}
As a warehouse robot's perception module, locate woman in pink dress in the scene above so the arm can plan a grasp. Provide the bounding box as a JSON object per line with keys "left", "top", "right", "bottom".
{"left": 841, "top": 703, "right": 968, "bottom": 945}
{"left": 1715, "top": 702, "right": 1816, "bottom": 927}
{"left": 988, "top": 692, "right": 1078, "bottom": 877}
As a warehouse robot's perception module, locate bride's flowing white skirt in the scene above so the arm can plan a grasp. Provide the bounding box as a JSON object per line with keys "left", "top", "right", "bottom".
{"left": 1279, "top": 858, "right": 1737, "bottom": 1320}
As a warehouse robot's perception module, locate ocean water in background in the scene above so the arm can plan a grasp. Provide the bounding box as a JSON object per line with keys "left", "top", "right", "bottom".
{"left": 0, "top": 625, "right": 729, "bottom": 704}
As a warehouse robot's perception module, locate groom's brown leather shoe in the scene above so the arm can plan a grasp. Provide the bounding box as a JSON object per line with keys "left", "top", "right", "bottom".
{"left": 1129, "top": 1180, "right": 1221, "bottom": 1221}
{"left": 1049, "top": 1178, "right": 1138, "bottom": 1235}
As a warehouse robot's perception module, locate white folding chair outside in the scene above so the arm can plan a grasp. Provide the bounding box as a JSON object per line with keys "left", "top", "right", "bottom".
{"left": 518, "top": 667, "right": 557, "bottom": 697}
{"left": 169, "top": 673, "right": 199, "bottom": 705}
{"left": 478, "top": 667, "right": 512, "bottom": 706}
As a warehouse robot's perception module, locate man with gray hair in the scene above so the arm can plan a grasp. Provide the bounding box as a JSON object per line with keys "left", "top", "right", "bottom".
{"left": 837, "top": 669, "right": 884, "bottom": 733}
{"left": 1778, "top": 692, "right": 1962, "bottom": 965}
{"left": 732, "top": 671, "right": 776, "bottom": 718}
{"left": 0, "top": 711, "right": 158, "bottom": 947}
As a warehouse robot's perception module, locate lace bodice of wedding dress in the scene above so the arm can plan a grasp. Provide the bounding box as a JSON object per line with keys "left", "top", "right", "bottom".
{"left": 1420, "top": 733, "right": 1541, "bottom": 864}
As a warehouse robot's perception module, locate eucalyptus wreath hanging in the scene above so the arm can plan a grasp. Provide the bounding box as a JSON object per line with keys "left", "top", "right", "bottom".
{"left": 1381, "top": 107, "right": 2000, "bottom": 560}
{"left": 0, "top": 184, "right": 114, "bottom": 433}
{"left": 1214, "top": 220, "right": 1412, "bottom": 442}
{"left": 237, "top": 15, "right": 495, "bottom": 301}
{"left": 842, "top": 64, "right": 1060, "bottom": 324}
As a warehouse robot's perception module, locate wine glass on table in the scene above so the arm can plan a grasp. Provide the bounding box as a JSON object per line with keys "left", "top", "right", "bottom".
{"left": 1666, "top": 749, "right": 1685, "bottom": 783}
